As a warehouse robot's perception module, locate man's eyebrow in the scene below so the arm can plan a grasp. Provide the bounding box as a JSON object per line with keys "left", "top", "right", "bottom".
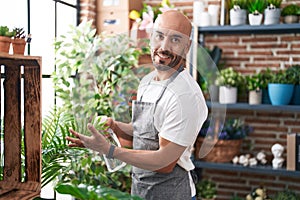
{"left": 155, "top": 30, "right": 183, "bottom": 38}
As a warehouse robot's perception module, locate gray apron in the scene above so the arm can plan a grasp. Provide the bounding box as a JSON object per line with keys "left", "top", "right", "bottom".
{"left": 131, "top": 67, "right": 191, "bottom": 200}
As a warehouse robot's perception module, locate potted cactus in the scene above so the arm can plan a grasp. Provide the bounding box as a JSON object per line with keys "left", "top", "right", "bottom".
{"left": 12, "top": 27, "right": 27, "bottom": 55}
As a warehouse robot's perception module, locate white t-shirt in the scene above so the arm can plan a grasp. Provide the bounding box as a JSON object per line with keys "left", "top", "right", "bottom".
{"left": 137, "top": 69, "right": 208, "bottom": 170}
{"left": 137, "top": 69, "right": 208, "bottom": 197}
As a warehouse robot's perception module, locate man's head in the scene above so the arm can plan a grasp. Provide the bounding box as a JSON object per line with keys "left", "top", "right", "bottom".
{"left": 150, "top": 10, "right": 192, "bottom": 71}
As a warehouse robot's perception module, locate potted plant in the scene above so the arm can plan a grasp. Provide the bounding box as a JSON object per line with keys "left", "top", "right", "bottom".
{"left": 281, "top": 4, "right": 300, "bottom": 24}
{"left": 264, "top": 0, "right": 282, "bottom": 25}
{"left": 227, "top": 0, "right": 248, "bottom": 26}
{"left": 194, "top": 117, "right": 253, "bottom": 163}
{"left": 246, "top": 73, "right": 263, "bottom": 105}
{"left": 260, "top": 68, "right": 273, "bottom": 104}
{"left": 215, "top": 67, "right": 244, "bottom": 104}
{"left": 268, "top": 69, "right": 295, "bottom": 105}
{"left": 196, "top": 179, "right": 217, "bottom": 200}
{"left": 0, "top": 25, "right": 15, "bottom": 53}
{"left": 247, "top": 0, "right": 267, "bottom": 25}
{"left": 286, "top": 65, "right": 300, "bottom": 105}
{"left": 12, "top": 27, "right": 27, "bottom": 55}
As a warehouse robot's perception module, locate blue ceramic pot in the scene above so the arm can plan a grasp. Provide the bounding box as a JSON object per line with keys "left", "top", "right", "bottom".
{"left": 291, "top": 84, "right": 300, "bottom": 105}
{"left": 268, "top": 83, "right": 294, "bottom": 105}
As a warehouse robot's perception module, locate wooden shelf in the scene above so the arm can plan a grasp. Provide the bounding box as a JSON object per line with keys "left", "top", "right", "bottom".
{"left": 198, "top": 23, "right": 300, "bottom": 35}
{"left": 206, "top": 101, "right": 300, "bottom": 113}
{"left": 193, "top": 160, "right": 300, "bottom": 177}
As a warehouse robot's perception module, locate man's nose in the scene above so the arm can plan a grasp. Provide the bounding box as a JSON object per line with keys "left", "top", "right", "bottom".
{"left": 160, "top": 39, "right": 171, "bottom": 51}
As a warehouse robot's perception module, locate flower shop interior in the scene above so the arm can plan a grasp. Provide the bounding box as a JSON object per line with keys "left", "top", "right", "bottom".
{"left": 0, "top": 0, "right": 300, "bottom": 199}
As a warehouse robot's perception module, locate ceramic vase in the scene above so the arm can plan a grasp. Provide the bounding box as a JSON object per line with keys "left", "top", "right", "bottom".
{"left": 219, "top": 86, "right": 237, "bottom": 104}
{"left": 264, "top": 8, "right": 281, "bottom": 25}
{"left": 248, "top": 90, "right": 262, "bottom": 105}
{"left": 248, "top": 13, "right": 263, "bottom": 25}
{"left": 230, "top": 9, "right": 247, "bottom": 26}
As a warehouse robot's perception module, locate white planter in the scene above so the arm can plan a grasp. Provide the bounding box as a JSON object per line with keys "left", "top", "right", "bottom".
{"left": 264, "top": 8, "right": 281, "bottom": 25}
{"left": 219, "top": 86, "right": 237, "bottom": 104}
{"left": 248, "top": 90, "right": 262, "bottom": 105}
{"left": 230, "top": 9, "right": 247, "bottom": 26}
{"left": 248, "top": 13, "right": 263, "bottom": 25}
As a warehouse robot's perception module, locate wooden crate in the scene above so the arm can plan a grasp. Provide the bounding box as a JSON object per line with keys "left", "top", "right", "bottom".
{"left": 0, "top": 53, "right": 42, "bottom": 199}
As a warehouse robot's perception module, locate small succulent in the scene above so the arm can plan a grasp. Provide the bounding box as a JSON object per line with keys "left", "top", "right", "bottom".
{"left": 247, "top": 0, "right": 267, "bottom": 14}
{"left": 13, "top": 27, "right": 26, "bottom": 39}
{"left": 0, "top": 26, "right": 15, "bottom": 37}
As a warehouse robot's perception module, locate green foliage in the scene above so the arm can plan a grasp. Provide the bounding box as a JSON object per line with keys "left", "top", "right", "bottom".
{"left": 273, "top": 190, "right": 300, "bottom": 200}
{"left": 196, "top": 179, "right": 217, "bottom": 199}
{"left": 266, "top": 0, "right": 282, "bottom": 8}
{"left": 41, "top": 107, "right": 133, "bottom": 197}
{"left": 286, "top": 65, "right": 300, "bottom": 85}
{"left": 281, "top": 4, "right": 300, "bottom": 16}
{"left": 215, "top": 67, "right": 244, "bottom": 87}
{"left": 55, "top": 183, "right": 143, "bottom": 200}
{"left": 245, "top": 73, "right": 264, "bottom": 91}
{"left": 231, "top": 195, "right": 243, "bottom": 200}
{"left": 247, "top": 0, "right": 267, "bottom": 14}
{"left": 227, "top": 0, "right": 248, "bottom": 10}
{"left": 0, "top": 25, "right": 15, "bottom": 37}
{"left": 260, "top": 68, "right": 273, "bottom": 89}
{"left": 269, "top": 69, "right": 295, "bottom": 84}
{"left": 53, "top": 20, "right": 141, "bottom": 130}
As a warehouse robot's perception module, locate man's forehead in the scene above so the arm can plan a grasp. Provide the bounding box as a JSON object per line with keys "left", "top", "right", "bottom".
{"left": 153, "top": 28, "right": 189, "bottom": 39}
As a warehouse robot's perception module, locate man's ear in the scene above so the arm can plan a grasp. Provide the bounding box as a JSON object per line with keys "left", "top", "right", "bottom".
{"left": 184, "top": 39, "right": 192, "bottom": 55}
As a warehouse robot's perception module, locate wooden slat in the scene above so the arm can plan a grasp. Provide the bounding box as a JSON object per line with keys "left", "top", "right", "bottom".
{"left": 3, "top": 64, "right": 21, "bottom": 182}
{"left": 24, "top": 64, "right": 42, "bottom": 182}
{"left": 0, "top": 181, "right": 40, "bottom": 191}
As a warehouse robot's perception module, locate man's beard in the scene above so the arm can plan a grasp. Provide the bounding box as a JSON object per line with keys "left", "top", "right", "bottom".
{"left": 152, "top": 50, "right": 183, "bottom": 71}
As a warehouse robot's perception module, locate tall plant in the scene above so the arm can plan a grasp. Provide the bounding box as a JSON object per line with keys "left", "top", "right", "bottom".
{"left": 41, "top": 107, "right": 134, "bottom": 198}
{"left": 53, "top": 20, "right": 141, "bottom": 132}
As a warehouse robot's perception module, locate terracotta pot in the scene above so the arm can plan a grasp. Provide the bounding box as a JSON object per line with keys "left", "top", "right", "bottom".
{"left": 12, "top": 38, "right": 26, "bottom": 55}
{"left": 0, "top": 36, "right": 12, "bottom": 53}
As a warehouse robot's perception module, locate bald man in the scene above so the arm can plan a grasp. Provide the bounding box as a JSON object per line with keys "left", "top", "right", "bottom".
{"left": 67, "top": 10, "right": 208, "bottom": 200}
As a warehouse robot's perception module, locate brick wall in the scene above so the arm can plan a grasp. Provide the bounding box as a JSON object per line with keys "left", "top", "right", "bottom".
{"left": 81, "top": 0, "right": 300, "bottom": 199}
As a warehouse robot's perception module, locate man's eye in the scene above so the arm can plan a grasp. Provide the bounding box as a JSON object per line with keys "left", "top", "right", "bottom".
{"left": 156, "top": 34, "right": 164, "bottom": 40}
{"left": 171, "top": 37, "right": 180, "bottom": 43}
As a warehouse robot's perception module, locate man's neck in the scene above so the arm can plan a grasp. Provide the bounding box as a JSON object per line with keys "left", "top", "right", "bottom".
{"left": 154, "top": 65, "right": 183, "bottom": 81}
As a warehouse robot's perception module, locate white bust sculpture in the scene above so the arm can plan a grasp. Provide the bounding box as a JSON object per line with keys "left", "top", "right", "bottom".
{"left": 271, "top": 143, "right": 284, "bottom": 169}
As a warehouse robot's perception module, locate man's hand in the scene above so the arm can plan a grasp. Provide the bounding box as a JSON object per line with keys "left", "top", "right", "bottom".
{"left": 66, "top": 123, "right": 110, "bottom": 155}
